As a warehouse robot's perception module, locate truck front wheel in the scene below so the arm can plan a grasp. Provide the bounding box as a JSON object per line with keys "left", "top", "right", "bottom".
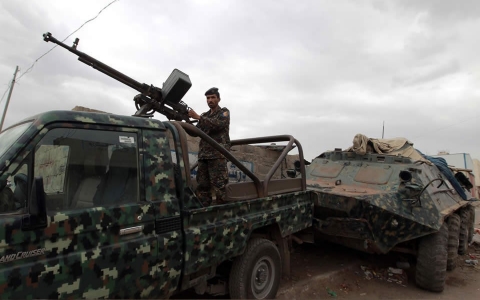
{"left": 229, "top": 238, "right": 281, "bottom": 299}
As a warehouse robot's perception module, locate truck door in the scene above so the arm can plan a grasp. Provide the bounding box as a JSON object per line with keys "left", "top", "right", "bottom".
{"left": 141, "top": 128, "right": 184, "bottom": 297}
{"left": 0, "top": 125, "right": 159, "bottom": 298}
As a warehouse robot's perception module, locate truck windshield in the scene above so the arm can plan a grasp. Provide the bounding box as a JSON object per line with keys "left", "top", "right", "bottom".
{"left": 0, "top": 122, "right": 32, "bottom": 158}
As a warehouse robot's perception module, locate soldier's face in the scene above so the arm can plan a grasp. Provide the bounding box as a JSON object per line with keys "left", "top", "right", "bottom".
{"left": 206, "top": 94, "right": 220, "bottom": 109}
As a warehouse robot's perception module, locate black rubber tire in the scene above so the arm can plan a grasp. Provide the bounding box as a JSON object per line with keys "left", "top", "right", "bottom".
{"left": 415, "top": 223, "right": 448, "bottom": 292}
{"left": 467, "top": 204, "right": 475, "bottom": 243}
{"left": 229, "top": 238, "right": 282, "bottom": 299}
{"left": 458, "top": 208, "right": 470, "bottom": 255}
{"left": 446, "top": 214, "right": 461, "bottom": 271}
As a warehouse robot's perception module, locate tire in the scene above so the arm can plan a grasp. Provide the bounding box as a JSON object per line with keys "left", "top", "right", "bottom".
{"left": 229, "top": 238, "right": 282, "bottom": 299}
{"left": 458, "top": 208, "right": 470, "bottom": 255}
{"left": 467, "top": 205, "right": 475, "bottom": 243}
{"left": 415, "top": 223, "right": 448, "bottom": 292}
{"left": 446, "top": 214, "right": 460, "bottom": 271}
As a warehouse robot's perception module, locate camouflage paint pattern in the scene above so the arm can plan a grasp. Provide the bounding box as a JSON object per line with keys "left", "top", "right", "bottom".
{"left": 0, "top": 111, "right": 174, "bottom": 298}
{"left": 307, "top": 150, "right": 471, "bottom": 254}
{"left": 0, "top": 110, "right": 314, "bottom": 299}
{"left": 141, "top": 127, "right": 183, "bottom": 297}
{"left": 182, "top": 190, "right": 313, "bottom": 275}
{"left": 0, "top": 205, "right": 159, "bottom": 299}
{"left": 196, "top": 158, "right": 228, "bottom": 206}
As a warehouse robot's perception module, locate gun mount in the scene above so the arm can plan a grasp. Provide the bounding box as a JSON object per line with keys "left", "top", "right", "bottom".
{"left": 43, "top": 32, "right": 193, "bottom": 122}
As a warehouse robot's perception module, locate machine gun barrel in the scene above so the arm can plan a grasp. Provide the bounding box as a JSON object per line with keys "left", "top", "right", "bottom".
{"left": 42, "top": 32, "right": 192, "bottom": 122}
{"left": 43, "top": 32, "right": 146, "bottom": 93}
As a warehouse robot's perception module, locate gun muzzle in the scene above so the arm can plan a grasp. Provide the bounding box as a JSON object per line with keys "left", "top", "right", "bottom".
{"left": 43, "top": 32, "right": 52, "bottom": 42}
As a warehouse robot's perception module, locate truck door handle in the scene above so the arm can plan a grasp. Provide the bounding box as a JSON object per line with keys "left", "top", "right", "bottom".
{"left": 120, "top": 225, "right": 144, "bottom": 236}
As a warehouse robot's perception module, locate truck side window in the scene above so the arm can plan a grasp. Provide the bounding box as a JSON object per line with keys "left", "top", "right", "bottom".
{"left": 34, "top": 128, "right": 139, "bottom": 211}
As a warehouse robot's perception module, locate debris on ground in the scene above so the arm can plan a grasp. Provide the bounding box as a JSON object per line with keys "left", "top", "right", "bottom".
{"left": 326, "top": 287, "right": 337, "bottom": 298}
{"left": 360, "top": 265, "right": 408, "bottom": 286}
{"left": 388, "top": 267, "right": 403, "bottom": 275}
{"left": 471, "top": 232, "right": 480, "bottom": 245}
{"left": 465, "top": 259, "right": 478, "bottom": 266}
{"left": 339, "top": 283, "right": 351, "bottom": 294}
{"left": 361, "top": 265, "right": 374, "bottom": 280}
{"left": 468, "top": 253, "right": 480, "bottom": 259}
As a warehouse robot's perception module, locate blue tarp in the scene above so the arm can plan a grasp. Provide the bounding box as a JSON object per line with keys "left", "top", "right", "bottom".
{"left": 416, "top": 149, "right": 468, "bottom": 200}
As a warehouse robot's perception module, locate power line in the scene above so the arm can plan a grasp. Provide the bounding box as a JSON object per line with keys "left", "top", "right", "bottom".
{"left": 0, "top": 0, "right": 119, "bottom": 127}
{"left": 412, "top": 114, "right": 478, "bottom": 139}
{"left": 15, "top": 0, "right": 120, "bottom": 83}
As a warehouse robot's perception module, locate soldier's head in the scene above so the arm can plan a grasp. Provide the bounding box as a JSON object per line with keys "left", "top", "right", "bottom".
{"left": 205, "top": 87, "right": 220, "bottom": 109}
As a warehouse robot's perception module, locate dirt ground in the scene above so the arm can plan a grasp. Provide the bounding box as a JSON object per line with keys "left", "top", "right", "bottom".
{"left": 175, "top": 208, "right": 480, "bottom": 299}
{"left": 278, "top": 216, "right": 480, "bottom": 300}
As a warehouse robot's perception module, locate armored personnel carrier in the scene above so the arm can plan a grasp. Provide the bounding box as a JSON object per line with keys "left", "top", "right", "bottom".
{"left": 306, "top": 134, "right": 477, "bottom": 292}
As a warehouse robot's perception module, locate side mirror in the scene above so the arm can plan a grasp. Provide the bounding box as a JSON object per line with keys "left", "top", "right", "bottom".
{"left": 294, "top": 159, "right": 311, "bottom": 172}
{"left": 294, "top": 160, "right": 301, "bottom": 172}
{"left": 22, "top": 177, "right": 47, "bottom": 231}
{"left": 286, "top": 169, "right": 297, "bottom": 178}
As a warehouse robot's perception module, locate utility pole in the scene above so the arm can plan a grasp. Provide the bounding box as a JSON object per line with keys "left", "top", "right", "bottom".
{"left": 0, "top": 66, "right": 19, "bottom": 132}
{"left": 382, "top": 121, "right": 385, "bottom": 139}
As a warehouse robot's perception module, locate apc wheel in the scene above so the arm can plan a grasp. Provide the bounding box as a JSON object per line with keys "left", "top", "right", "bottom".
{"left": 458, "top": 209, "right": 471, "bottom": 255}
{"left": 229, "top": 238, "right": 281, "bottom": 299}
{"left": 415, "top": 223, "right": 448, "bottom": 292}
{"left": 446, "top": 214, "right": 460, "bottom": 271}
{"left": 467, "top": 205, "right": 475, "bottom": 243}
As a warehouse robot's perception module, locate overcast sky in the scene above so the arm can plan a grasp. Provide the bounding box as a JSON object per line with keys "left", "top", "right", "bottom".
{"left": 0, "top": 0, "right": 479, "bottom": 162}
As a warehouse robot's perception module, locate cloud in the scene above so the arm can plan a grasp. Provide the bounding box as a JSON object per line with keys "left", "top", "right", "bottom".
{"left": 0, "top": 0, "right": 479, "bottom": 162}
{"left": 392, "top": 60, "right": 460, "bottom": 87}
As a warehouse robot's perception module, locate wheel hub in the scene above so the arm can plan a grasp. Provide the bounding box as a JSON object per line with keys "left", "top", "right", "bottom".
{"left": 256, "top": 266, "right": 268, "bottom": 284}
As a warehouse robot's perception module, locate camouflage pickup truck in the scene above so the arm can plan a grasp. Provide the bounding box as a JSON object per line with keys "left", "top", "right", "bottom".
{"left": 0, "top": 110, "right": 313, "bottom": 299}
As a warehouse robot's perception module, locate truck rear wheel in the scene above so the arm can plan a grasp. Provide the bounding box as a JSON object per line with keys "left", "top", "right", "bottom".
{"left": 458, "top": 208, "right": 470, "bottom": 255}
{"left": 446, "top": 214, "right": 460, "bottom": 271}
{"left": 229, "top": 238, "right": 281, "bottom": 299}
{"left": 415, "top": 223, "right": 448, "bottom": 292}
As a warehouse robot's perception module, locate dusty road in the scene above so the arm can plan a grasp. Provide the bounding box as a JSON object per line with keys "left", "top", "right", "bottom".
{"left": 278, "top": 207, "right": 480, "bottom": 300}
{"left": 278, "top": 241, "right": 480, "bottom": 300}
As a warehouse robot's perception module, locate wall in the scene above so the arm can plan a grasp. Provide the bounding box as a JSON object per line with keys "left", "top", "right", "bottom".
{"left": 184, "top": 135, "right": 300, "bottom": 182}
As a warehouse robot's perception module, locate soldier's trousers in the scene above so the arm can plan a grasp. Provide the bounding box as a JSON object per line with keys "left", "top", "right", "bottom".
{"left": 196, "top": 158, "right": 228, "bottom": 206}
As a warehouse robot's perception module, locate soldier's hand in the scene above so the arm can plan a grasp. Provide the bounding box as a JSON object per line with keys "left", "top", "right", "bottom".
{"left": 188, "top": 109, "right": 200, "bottom": 120}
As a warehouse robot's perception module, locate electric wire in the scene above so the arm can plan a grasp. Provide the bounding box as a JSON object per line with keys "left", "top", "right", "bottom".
{"left": 412, "top": 114, "right": 478, "bottom": 139}
{"left": 15, "top": 0, "right": 120, "bottom": 83}
{"left": 0, "top": 0, "right": 119, "bottom": 126}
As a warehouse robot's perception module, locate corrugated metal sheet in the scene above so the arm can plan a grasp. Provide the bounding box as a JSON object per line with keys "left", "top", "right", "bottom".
{"left": 474, "top": 159, "right": 480, "bottom": 186}
{"left": 433, "top": 153, "right": 474, "bottom": 170}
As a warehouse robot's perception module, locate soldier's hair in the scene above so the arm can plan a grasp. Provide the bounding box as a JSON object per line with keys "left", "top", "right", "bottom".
{"left": 205, "top": 87, "right": 220, "bottom": 99}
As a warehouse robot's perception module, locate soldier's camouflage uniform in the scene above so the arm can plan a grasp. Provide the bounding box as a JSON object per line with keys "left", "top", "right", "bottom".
{"left": 196, "top": 107, "right": 230, "bottom": 206}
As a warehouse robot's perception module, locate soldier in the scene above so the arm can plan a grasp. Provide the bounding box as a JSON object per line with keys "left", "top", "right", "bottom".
{"left": 188, "top": 87, "right": 230, "bottom": 206}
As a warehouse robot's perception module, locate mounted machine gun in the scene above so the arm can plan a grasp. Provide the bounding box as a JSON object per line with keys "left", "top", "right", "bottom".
{"left": 43, "top": 32, "right": 193, "bottom": 122}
